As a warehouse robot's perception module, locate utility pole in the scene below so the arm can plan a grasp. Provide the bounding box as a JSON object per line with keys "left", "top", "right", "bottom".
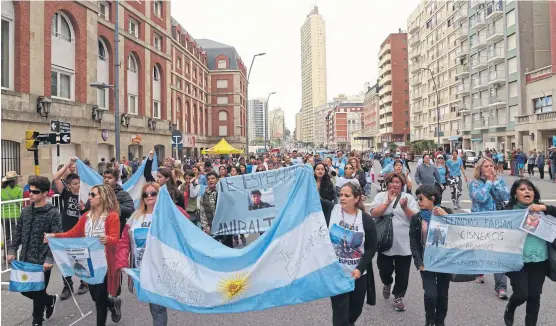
{"left": 264, "top": 92, "right": 276, "bottom": 152}
{"left": 114, "top": 0, "right": 121, "bottom": 161}
{"left": 422, "top": 67, "right": 440, "bottom": 149}
{"left": 246, "top": 52, "right": 266, "bottom": 154}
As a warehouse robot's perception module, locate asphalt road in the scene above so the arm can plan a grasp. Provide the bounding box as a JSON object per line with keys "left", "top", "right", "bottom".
{"left": 2, "top": 162, "right": 556, "bottom": 326}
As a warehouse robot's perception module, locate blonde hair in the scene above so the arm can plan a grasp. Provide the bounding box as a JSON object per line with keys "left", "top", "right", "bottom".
{"left": 172, "top": 168, "right": 184, "bottom": 183}
{"left": 135, "top": 182, "right": 160, "bottom": 218}
{"left": 90, "top": 184, "right": 120, "bottom": 218}
{"left": 473, "top": 157, "right": 495, "bottom": 180}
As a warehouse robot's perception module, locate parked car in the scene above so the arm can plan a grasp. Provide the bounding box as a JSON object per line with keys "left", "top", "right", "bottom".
{"left": 462, "top": 150, "right": 478, "bottom": 167}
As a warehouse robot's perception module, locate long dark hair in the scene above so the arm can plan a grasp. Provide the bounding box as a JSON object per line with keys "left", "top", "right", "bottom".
{"left": 314, "top": 163, "right": 335, "bottom": 202}
{"left": 340, "top": 182, "right": 365, "bottom": 212}
{"left": 158, "top": 167, "right": 180, "bottom": 204}
{"left": 507, "top": 179, "right": 541, "bottom": 208}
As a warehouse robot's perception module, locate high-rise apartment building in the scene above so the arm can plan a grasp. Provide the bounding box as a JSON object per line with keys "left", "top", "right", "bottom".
{"left": 247, "top": 98, "right": 267, "bottom": 141}
{"left": 363, "top": 83, "right": 380, "bottom": 149}
{"left": 325, "top": 102, "right": 364, "bottom": 151}
{"left": 300, "top": 5, "right": 327, "bottom": 145}
{"left": 295, "top": 112, "right": 302, "bottom": 141}
{"left": 268, "top": 108, "right": 285, "bottom": 140}
{"left": 408, "top": 0, "right": 554, "bottom": 152}
{"left": 377, "top": 32, "right": 410, "bottom": 145}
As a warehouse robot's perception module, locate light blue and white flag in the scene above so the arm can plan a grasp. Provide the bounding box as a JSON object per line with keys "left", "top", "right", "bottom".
{"left": 9, "top": 261, "right": 45, "bottom": 292}
{"left": 211, "top": 165, "right": 301, "bottom": 236}
{"left": 424, "top": 209, "right": 528, "bottom": 274}
{"left": 332, "top": 157, "right": 347, "bottom": 177}
{"left": 126, "top": 166, "right": 354, "bottom": 313}
{"left": 49, "top": 237, "right": 107, "bottom": 285}
{"left": 76, "top": 153, "right": 157, "bottom": 208}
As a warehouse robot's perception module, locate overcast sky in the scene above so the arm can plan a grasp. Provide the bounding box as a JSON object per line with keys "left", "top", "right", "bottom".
{"left": 171, "top": 0, "right": 420, "bottom": 130}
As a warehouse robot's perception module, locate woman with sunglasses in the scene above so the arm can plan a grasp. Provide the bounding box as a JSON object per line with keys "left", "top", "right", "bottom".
{"left": 409, "top": 185, "right": 453, "bottom": 326}
{"left": 46, "top": 185, "right": 122, "bottom": 325}
{"left": 370, "top": 172, "right": 418, "bottom": 312}
{"left": 503, "top": 179, "right": 556, "bottom": 326}
{"left": 116, "top": 183, "right": 168, "bottom": 326}
{"left": 321, "top": 182, "right": 377, "bottom": 326}
{"left": 434, "top": 154, "right": 448, "bottom": 198}
{"left": 468, "top": 156, "right": 510, "bottom": 297}
{"left": 335, "top": 163, "right": 360, "bottom": 196}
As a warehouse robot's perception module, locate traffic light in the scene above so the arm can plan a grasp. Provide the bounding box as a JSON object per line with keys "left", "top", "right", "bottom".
{"left": 25, "top": 130, "right": 39, "bottom": 151}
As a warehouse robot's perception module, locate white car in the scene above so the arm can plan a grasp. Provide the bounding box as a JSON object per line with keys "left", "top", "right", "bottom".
{"left": 462, "top": 150, "right": 478, "bottom": 167}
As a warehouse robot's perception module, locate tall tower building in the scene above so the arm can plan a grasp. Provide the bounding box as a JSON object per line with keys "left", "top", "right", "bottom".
{"left": 377, "top": 32, "right": 410, "bottom": 145}
{"left": 300, "top": 5, "right": 327, "bottom": 145}
{"left": 248, "top": 98, "right": 267, "bottom": 142}
{"left": 268, "top": 107, "right": 285, "bottom": 140}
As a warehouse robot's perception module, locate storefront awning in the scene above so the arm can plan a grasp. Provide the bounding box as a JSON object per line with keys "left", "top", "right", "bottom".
{"left": 471, "top": 138, "right": 483, "bottom": 142}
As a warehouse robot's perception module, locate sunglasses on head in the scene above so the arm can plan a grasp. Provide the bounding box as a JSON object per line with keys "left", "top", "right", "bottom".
{"left": 88, "top": 192, "right": 98, "bottom": 198}
{"left": 30, "top": 189, "right": 43, "bottom": 195}
{"left": 142, "top": 191, "right": 158, "bottom": 198}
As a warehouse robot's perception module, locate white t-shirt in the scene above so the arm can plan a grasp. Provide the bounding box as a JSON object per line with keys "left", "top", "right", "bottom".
{"left": 328, "top": 205, "right": 366, "bottom": 276}
{"left": 370, "top": 192, "right": 418, "bottom": 256}
{"left": 84, "top": 214, "right": 107, "bottom": 238}
{"left": 130, "top": 213, "right": 152, "bottom": 268}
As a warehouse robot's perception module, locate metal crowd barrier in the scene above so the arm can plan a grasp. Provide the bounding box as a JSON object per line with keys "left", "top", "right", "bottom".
{"left": 1, "top": 194, "right": 61, "bottom": 286}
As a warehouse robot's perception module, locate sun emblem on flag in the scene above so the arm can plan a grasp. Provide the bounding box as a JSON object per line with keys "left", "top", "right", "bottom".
{"left": 217, "top": 273, "right": 250, "bottom": 301}
{"left": 21, "top": 273, "right": 28, "bottom": 282}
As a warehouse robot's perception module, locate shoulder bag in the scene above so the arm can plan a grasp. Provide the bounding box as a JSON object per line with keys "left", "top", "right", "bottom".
{"left": 547, "top": 240, "right": 556, "bottom": 282}
{"left": 374, "top": 194, "right": 401, "bottom": 253}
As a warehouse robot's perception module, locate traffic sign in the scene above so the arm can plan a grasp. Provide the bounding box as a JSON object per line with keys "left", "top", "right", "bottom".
{"left": 50, "top": 120, "right": 71, "bottom": 133}
{"left": 172, "top": 143, "right": 183, "bottom": 149}
{"left": 37, "top": 133, "right": 57, "bottom": 145}
{"left": 60, "top": 132, "right": 71, "bottom": 144}
{"left": 50, "top": 120, "right": 60, "bottom": 132}
{"left": 60, "top": 121, "right": 71, "bottom": 133}
{"left": 171, "top": 130, "right": 183, "bottom": 145}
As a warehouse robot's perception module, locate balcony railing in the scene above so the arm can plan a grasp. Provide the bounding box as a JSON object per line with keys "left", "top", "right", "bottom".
{"left": 459, "top": 100, "right": 471, "bottom": 112}
{"left": 472, "top": 97, "right": 489, "bottom": 109}
{"left": 455, "top": 45, "right": 469, "bottom": 58}
{"left": 516, "top": 111, "right": 556, "bottom": 124}
{"left": 459, "top": 121, "right": 472, "bottom": 130}
{"left": 489, "top": 91, "right": 507, "bottom": 106}
{"left": 456, "top": 65, "right": 469, "bottom": 77}
{"left": 486, "top": 1, "right": 504, "bottom": 21}
{"left": 471, "top": 55, "right": 487, "bottom": 70}
{"left": 525, "top": 65, "right": 553, "bottom": 82}
{"left": 472, "top": 76, "right": 488, "bottom": 89}
{"left": 472, "top": 12, "right": 486, "bottom": 29}
{"left": 487, "top": 47, "right": 505, "bottom": 64}
{"left": 454, "top": 6, "right": 468, "bottom": 23}
{"left": 412, "top": 103, "right": 422, "bottom": 113}
{"left": 456, "top": 83, "right": 470, "bottom": 94}
{"left": 470, "top": 35, "right": 487, "bottom": 50}
{"left": 487, "top": 24, "right": 504, "bottom": 43}
{"left": 410, "top": 61, "right": 423, "bottom": 73}
{"left": 488, "top": 69, "right": 506, "bottom": 84}
{"left": 455, "top": 25, "right": 469, "bottom": 41}
{"left": 470, "top": 0, "right": 486, "bottom": 10}
{"left": 410, "top": 34, "right": 421, "bottom": 47}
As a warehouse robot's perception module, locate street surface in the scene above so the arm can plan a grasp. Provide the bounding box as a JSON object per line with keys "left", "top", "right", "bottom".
{"left": 2, "top": 162, "right": 556, "bottom": 325}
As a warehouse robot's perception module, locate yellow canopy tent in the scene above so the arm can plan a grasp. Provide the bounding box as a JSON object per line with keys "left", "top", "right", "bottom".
{"left": 201, "top": 138, "right": 243, "bottom": 155}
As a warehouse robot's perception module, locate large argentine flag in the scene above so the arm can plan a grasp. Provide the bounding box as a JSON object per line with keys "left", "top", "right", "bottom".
{"left": 76, "top": 153, "right": 157, "bottom": 208}
{"left": 127, "top": 166, "right": 354, "bottom": 313}
{"left": 9, "top": 261, "right": 45, "bottom": 292}
{"left": 49, "top": 237, "right": 107, "bottom": 285}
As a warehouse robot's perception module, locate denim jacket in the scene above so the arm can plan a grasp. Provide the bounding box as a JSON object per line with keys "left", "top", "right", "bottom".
{"left": 467, "top": 177, "right": 509, "bottom": 212}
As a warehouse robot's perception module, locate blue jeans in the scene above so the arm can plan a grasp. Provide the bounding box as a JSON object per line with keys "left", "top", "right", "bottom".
{"left": 150, "top": 303, "right": 167, "bottom": 326}
{"left": 551, "top": 161, "right": 556, "bottom": 181}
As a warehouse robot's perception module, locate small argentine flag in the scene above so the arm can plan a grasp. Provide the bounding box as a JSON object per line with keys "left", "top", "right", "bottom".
{"left": 9, "top": 261, "right": 45, "bottom": 292}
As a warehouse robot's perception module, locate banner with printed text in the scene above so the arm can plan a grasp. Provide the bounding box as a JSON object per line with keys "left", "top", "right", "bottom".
{"left": 424, "top": 210, "right": 528, "bottom": 274}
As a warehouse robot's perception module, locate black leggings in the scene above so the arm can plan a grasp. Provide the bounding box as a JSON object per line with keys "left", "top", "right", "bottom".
{"left": 330, "top": 274, "right": 367, "bottom": 326}
{"left": 89, "top": 276, "right": 115, "bottom": 326}
{"left": 506, "top": 261, "right": 547, "bottom": 326}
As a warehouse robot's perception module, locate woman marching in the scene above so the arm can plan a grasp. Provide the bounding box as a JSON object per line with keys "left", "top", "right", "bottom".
{"left": 409, "top": 185, "right": 453, "bottom": 326}
{"left": 321, "top": 182, "right": 377, "bottom": 326}
{"left": 468, "top": 157, "right": 510, "bottom": 298}
{"left": 335, "top": 163, "right": 360, "bottom": 196}
{"left": 434, "top": 154, "right": 448, "bottom": 198}
{"left": 115, "top": 182, "right": 169, "bottom": 326}
{"left": 503, "top": 179, "right": 556, "bottom": 326}
{"left": 46, "top": 185, "right": 122, "bottom": 326}
{"left": 370, "top": 172, "right": 418, "bottom": 311}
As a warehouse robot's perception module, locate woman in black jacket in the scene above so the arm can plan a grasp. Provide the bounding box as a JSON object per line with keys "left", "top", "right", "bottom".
{"left": 348, "top": 157, "right": 367, "bottom": 191}
{"left": 144, "top": 151, "right": 185, "bottom": 209}
{"left": 314, "top": 163, "right": 336, "bottom": 204}
{"left": 321, "top": 182, "right": 377, "bottom": 326}
{"left": 503, "top": 179, "right": 556, "bottom": 326}
{"left": 409, "top": 185, "right": 453, "bottom": 326}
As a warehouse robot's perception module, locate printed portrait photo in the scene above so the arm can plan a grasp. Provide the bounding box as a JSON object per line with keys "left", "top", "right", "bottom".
{"left": 248, "top": 188, "right": 275, "bottom": 211}
{"left": 72, "top": 258, "right": 93, "bottom": 278}
{"left": 329, "top": 224, "right": 364, "bottom": 260}
{"left": 426, "top": 222, "right": 448, "bottom": 248}
{"left": 522, "top": 213, "right": 541, "bottom": 232}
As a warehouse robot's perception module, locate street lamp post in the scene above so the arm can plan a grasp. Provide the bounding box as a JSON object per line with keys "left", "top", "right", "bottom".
{"left": 264, "top": 91, "right": 276, "bottom": 152}
{"left": 422, "top": 67, "right": 440, "bottom": 149}
{"left": 246, "top": 52, "right": 266, "bottom": 154}
{"left": 90, "top": 0, "right": 121, "bottom": 161}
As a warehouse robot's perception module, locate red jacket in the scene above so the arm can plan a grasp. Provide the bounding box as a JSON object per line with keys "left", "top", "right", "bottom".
{"left": 55, "top": 211, "right": 121, "bottom": 296}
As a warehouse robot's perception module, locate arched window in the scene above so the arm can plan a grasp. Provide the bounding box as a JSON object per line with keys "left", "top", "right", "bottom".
{"left": 153, "top": 65, "right": 160, "bottom": 81}
{"left": 52, "top": 12, "right": 72, "bottom": 42}
{"left": 192, "top": 104, "right": 197, "bottom": 134}
{"left": 98, "top": 40, "right": 106, "bottom": 60}
{"left": 51, "top": 11, "right": 75, "bottom": 100}
{"left": 1, "top": 0, "right": 15, "bottom": 89}
{"left": 152, "top": 64, "right": 162, "bottom": 119}
{"left": 97, "top": 38, "right": 110, "bottom": 109}
{"left": 185, "top": 101, "right": 190, "bottom": 133}
{"left": 219, "top": 110, "right": 228, "bottom": 121}
{"left": 127, "top": 54, "right": 139, "bottom": 114}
